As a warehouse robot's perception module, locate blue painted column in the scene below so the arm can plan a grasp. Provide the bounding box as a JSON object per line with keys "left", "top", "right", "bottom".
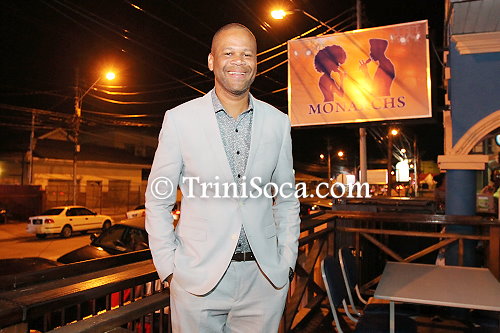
{"left": 445, "top": 169, "right": 477, "bottom": 266}
{"left": 446, "top": 170, "right": 476, "bottom": 215}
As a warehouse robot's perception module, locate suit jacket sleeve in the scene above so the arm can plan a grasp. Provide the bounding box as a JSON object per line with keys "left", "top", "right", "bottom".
{"left": 271, "top": 116, "right": 301, "bottom": 272}
{"left": 145, "top": 110, "right": 183, "bottom": 282}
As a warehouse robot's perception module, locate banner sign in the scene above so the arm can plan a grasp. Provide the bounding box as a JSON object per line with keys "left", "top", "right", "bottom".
{"left": 288, "top": 20, "right": 431, "bottom": 126}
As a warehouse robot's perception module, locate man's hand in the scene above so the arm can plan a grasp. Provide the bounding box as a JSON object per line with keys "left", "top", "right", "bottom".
{"left": 165, "top": 273, "right": 173, "bottom": 287}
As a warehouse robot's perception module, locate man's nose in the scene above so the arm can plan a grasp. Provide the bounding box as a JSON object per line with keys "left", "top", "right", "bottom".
{"left": 230, "top": 55, "right": 246, "bottom": 65}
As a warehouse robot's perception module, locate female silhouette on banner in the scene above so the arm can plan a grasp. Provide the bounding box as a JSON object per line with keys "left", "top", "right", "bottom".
{"left": 359, "top": 38, "right": 395, "bottom": 97}
{"left": 314, "top": 45, "right": 347, "bottom": 102}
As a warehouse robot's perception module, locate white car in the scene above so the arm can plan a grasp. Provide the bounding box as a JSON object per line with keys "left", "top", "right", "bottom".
{"left": 27, "top": 206, "right": 113, "bottom": 239}
{"left": 126, "top": 204, "right": 146, "bottom": 219}
{"left": 126, "top": 204, "right": 180, "bottom": 222}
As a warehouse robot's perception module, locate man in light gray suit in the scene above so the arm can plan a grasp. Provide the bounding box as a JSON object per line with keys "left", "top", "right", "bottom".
{"left": 145, "top": 23, "right": 300, "bottom": 332}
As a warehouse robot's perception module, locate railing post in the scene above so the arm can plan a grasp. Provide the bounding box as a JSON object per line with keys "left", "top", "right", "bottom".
{"left": 328, "top": 218, "right": 335, "bottom": 257}
{"left": 458, "top": 238, "right": 464, "bottom": 266}
{"left": 489, "top": 224, "right": 500, "bottom": 280}
{"left": 355, "top": 231, "right": 361, "bottom": 290}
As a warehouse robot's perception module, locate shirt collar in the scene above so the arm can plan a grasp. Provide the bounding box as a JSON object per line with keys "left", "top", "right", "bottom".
{"left": 211, "top": 89, "right": 254, "bottom": 114}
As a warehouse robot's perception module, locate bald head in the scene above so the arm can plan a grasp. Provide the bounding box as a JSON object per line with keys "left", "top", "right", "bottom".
{"left": 211, "top": 23, "right": 256, "bottom": 53}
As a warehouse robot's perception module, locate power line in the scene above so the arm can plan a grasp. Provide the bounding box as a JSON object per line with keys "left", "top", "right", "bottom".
{"left": 87, "top": 93, "right": 197, "bottom": 105}
{"left": 0, "top": 103, "right": 73, "bottom": 119}
{"left": 43, "top": 0, "right": 207, "bottom": 95}
{"left": 126, "top": 0, "right": 210, "bottom": 49}
{"left": 257, "top": 8, "right": 354, "bottom": 57}
{"left": 84, "top": 109, "right": 163, "bottom": 118}
{"left": 255, "top": 13, "right": 356, "bottom": 77}
{"left": 165, "top": 0, "right": 216, "bottom": 33}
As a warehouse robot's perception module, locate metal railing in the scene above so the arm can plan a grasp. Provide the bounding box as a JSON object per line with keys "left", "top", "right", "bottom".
{"left": 1, "top": 211, "right": 498, "bottom": 332}
{"left": 329, "top": 211, "right": 500, "bottom": 295}
{"left": 0, "top": 251, "right": 167, "bottom": 333}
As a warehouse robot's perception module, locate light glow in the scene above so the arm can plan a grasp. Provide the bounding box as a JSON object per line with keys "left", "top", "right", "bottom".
{"left": 271, "top": 9, "right": 287, "bottom": 19}
{"left": 105, "top": 72, "right": 116, "bottom": 80}
{"left": 396, "top": 159, "right": 410, "bottom": 182}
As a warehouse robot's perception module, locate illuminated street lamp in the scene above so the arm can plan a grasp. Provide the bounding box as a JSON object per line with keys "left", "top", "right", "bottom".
{"left": 337, "top": 151, "right": 344, "bottom": 158}
{"left": 105, "top": 71, "right": 116, "bottom": 80}
{"left": 270, "top": 9, "right": 287, "bottom": 20}
{"left": 72, "top": 70, "right": 116, "bottom": 204}
{"left": 270, "top": 8, "right": 336, "bottom": 32}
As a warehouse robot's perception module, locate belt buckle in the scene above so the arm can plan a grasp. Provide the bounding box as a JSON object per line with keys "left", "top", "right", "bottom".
{"left": 243, "top": 252, "right": 247, "bottom": 261}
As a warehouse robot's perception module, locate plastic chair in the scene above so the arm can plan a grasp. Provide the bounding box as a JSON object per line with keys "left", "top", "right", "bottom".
{"left": 338, "top": 247, "right": 365, "bottom": 316}
{"left": 321, "top": 255, "right": 417, "bottom": 332}
{"left": 338, "top": 247, "right": 418, "bottom": 317}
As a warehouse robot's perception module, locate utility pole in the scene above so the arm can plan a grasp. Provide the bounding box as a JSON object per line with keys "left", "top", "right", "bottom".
{"left": 28, "top": 111, "right": 35, "bottom": 184}
{"left": 357, "top": 0, "right": 368, "bottom": 184}
{"left": 70, "top": 69, "right": 114, "bottom": 205}
{"left": 73, "top": 69, "right": 81, "bottom": 205}
{"left": 387, "top": 132, "right": 394, "bottom": 196}
{"left": 413, "top": 138, "right": 418, "bottom": 197}
{"left": 327, "top": 137, "right": 332, "bottom": 184}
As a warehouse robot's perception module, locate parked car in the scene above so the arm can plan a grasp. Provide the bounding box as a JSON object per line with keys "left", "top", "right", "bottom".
{"left": 27, "top": 206, "right": 113, "bottom": 239}
{"left": 0, "top": 257, "right": 62, "bottom": 276}
{"left": 57, "top": 217, "right": 148, "bottom": 264}
{"left": 126, "top": 204, "right": 146, "bottom": 219}
{"left": 126, "top": 203, "right": 181, "bottom": 222}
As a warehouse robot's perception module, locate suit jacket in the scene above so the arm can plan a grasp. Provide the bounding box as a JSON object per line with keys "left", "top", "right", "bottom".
{"left": 145, "top": 90, "right": 300, "bottom": 295}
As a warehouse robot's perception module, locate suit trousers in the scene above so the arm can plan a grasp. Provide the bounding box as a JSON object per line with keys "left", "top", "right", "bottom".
{"left": 170, "top": 260, "right": 289, "bottom": 333}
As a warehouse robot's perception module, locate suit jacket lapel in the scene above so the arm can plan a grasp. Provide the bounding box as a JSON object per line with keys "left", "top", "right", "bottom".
{"left": 244, "top": 96, "right": 263, "bottom": 179}
{"left": 200, "top": 93, "right": 234, "bottom": 184}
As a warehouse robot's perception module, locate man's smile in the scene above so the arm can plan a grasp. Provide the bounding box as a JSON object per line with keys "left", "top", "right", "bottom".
{"left": 227, "top": 70, "right": 248, "bottom": 77}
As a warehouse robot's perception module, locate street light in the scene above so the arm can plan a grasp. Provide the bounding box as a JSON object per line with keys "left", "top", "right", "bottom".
{"left": 72, "top": 70, "right": 116, "bottom": 204}
{"left": 270, "top": 9, "right": 287, "bottom": 20}
{"left": 105, "top": 71, "right": 116, "bottom": 80}
{"left": 270, "top": 8, "right": 336, "bottom": 32}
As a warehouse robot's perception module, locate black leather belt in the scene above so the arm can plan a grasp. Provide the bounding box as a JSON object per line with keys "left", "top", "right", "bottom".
{"left": 231, "top": 252, "right": 255, "bottom": 261}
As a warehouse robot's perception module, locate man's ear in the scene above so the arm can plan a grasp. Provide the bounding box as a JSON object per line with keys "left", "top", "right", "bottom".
{"left": 208, "top": 53, "right": 214, "bottom": 71}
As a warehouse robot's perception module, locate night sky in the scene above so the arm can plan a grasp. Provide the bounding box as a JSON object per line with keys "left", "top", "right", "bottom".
{"left": 0, "top": 0, "right": 445, "bottom": 166}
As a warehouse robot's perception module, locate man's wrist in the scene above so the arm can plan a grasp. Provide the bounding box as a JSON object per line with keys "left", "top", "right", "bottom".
{"left": 164, "top": 273, "right": 173, "bottom": 287}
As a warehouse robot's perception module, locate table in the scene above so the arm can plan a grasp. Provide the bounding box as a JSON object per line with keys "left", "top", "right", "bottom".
{"left": 374, "top": 262, "right": 500, "bottom": 333}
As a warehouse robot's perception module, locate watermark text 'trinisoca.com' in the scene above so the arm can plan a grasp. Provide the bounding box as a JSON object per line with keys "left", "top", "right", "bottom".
{"left": 150, "top": 176, "right": 372, "bottom": 200}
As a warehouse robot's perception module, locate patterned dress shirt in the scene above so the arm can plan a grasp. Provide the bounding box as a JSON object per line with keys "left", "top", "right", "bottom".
{"left": 211, "top": 89, "right": 253, "bottom": 254}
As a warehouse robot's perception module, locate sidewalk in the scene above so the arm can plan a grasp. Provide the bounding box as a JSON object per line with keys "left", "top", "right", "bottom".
{"left": 0, "top": 220, "right": 29, "bottom": 241}
{"left": 0, "top": 213, "right": 126, "bottom": 242}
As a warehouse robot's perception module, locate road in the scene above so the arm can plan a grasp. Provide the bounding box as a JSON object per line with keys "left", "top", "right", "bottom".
{"left": 0, "top": 221, "right": 91, "bottom": 261}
